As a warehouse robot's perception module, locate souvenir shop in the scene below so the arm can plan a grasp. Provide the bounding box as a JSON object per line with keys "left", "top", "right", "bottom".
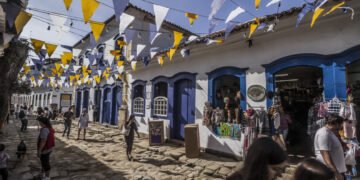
{"left": 274, "top": 66, "right": 324, "bottom": 155}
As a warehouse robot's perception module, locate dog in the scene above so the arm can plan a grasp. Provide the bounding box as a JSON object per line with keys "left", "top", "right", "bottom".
{"left": 16, "top": 140, "right": 27, "bottom": 160}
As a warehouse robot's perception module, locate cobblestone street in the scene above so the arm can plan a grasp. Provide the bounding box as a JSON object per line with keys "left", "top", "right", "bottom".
{"left": 1, "top": 116, "right": 244, "bottom": 180}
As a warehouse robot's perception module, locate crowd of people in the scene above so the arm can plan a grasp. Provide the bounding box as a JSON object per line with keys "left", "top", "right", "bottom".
{"left": 2, "top": 104, "right": 141, "bottom": 180}
{"left": 227, "top": 114, "right": 355, "bottom": 180}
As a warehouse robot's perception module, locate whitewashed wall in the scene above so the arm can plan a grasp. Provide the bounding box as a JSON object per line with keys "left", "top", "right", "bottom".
{"left": 127, "top": 8, "right": 360, "bottom": 157}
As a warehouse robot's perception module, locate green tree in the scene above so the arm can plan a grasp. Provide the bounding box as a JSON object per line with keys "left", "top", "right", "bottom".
{"left": 0, "top": 39, "right": 30, "bottom": 129}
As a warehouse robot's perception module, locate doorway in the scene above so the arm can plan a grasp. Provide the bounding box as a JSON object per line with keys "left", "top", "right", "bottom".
{"left": 76, "top": 91, "right": 82, "bottom": 118}
{"left": 102, "top": 88, "right": 112, "bottom": 124}
{"left": 82, "top": 89, "right": 89, "bottom": 111}
{"left": 274, "top": 66, "right": 323, "bottom": 156}
{"left": 111, "top": 86, "right": 122, "bottom": 125}
{"left": 94, "top": 89, "right": 102, "bottom": 122}
{"left": 173, "top": 79, "right": 195, "bottom": 140}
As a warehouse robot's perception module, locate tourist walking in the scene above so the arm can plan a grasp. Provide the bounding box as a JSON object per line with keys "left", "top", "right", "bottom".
{"left": 19, "top": 106, "right": 28, "bottom": 132}
{"left": 63, "top": 107, "right": 74, "bottom": 139}
{"left": 77, "top": 108, "right": 89, "bottom": 140}
{"left": 314, "top": 114, "right": 346, "bottom": 180}
{"left": 37, "top": 116, "right": 55, "bottom": 180}
{"left": 0, "top": 144, "right": 10, "bottom": 180}
{"left": 226, "top": 137, "right": 288, "bottom": 180}
{"left": 294, "top": 158, "right": 334, "bottom": 180}
{"left": 124, "top": 115, "right": 140, "bottom": 161}
{"left": 15, "top": 104, "right": 20, "bottom": 119}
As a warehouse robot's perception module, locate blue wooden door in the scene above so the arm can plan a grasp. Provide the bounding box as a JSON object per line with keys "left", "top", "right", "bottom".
{"left": 94, "top": 89, "right": 102, "bottom": 122}
{"left": 111, "top": 86, "right": 122, "bottom": 125}
{"left": 82, "top": 90, "right": 89, "bottom": 110}
{"left": 76, "top": 91, "right": 82, "bottom": 117}
{"left": 173, "top": 79, "right": 194, "bottom": 140}
{"left": 102, "top": 88, "right": 112, "bottom": 124}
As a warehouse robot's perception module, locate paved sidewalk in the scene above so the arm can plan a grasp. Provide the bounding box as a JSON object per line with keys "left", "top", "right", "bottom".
{"left": 0, "top": 116, "right": 304, "bottom": 180}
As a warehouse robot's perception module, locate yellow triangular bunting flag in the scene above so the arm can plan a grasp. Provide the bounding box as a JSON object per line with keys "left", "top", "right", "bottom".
{"left": 167, "top": 48, "right": 177, "bottom": 61}
{"left": 131, "top": 61, "right": 137, "bottom": 71}
{"left": 255, "top": 0, "right": 261, "bottom": 10}
{"left": 75, "top": 74, "right": 81, "bottom": 80}
{"left": 63, "top": 0, "right": 72, "bottom": 10}
{"left": 81, "top": 0, "right": 100, "bottom": 23}
{"left": 311, "top": 7, "right": 325, "bottom": 28}
{"left": 173, "top": 31, "right": 183, "bottom": 49}
{"left": 324, "top": 1, "right": 345, "bottom": 16}
{"left": 15, "top": 10, "right": 32, "bottom": 34}
{"left": 185, "top": 13, "right": 199, "bottom": 26}
{"left": 158, "top": 56, "right": 164, "bottom": 66}
{"left": 45, "top": 43, "right": 57, "bottom": 57}
{"left": 69, "top": 76, "right": 75, "bottom": 82}
{"left": 55, "top": 63, "right": 61, "bottom": 72}
{"left": 90, "top": 21, "right": 105, "bottom": 42}
{"left": 30, "top": 39, "right": 44, "bottom": 54}
{"left": 249, "top": 23, "right": 259, "bottom": 38}
{"left": 117, "top": 61, "right": 124, "bottom": 67}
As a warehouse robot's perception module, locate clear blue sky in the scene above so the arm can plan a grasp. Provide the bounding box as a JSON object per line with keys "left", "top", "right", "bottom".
{"left": 20, "top": 0, "right": 306, "bottom": 49}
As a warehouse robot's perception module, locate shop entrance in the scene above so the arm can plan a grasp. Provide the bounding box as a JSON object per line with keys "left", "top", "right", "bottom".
{"left": 173, "top": 79, "right": 194, "bottom": 140}
{"left": 347, "top": 60, "right": 360, "bottom": 138}
{"left": 274, "top": 66, "right": 323, "bottom": 156}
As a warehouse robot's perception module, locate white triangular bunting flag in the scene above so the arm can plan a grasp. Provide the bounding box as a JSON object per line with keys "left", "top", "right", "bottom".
{"left": 136, "top": 44, "right": 146, "bottom": 57}
{"left": 117, "top": 66, "right": 124, "bottom": 74}
{"left": 151, "top": 32, "right": 162, "bottom": 45}
{"left": 266, "top": 0, "right": 281, "bottom": 7}
{"left": 73, "top": 65, "right": 81, "bottom": 72}
{"left": 119, "top": 13, "right": 135, "bottom": 35}
{"left": 153, "top": 4, "right": 169, "bottom": 31}
{"left": 225, "top": 7, "right": 245, "bottom": 23}
{"left": 150, "top": 51, "right": 157, "bottom": 59}
{"left": 209, "top": 0, "right": 226, "bottom": 20}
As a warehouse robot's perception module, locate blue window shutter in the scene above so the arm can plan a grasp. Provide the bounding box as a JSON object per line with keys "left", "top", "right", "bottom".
{"left": 334, "top": 65, "right": 347, "bottom": 100}
{"left": 322, "top": 65, "right": 335, "bottom": 100}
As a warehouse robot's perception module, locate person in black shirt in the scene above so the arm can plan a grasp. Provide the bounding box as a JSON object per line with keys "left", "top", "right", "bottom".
{"left": 62, "top": 107, "right": 74, "bottom": 139}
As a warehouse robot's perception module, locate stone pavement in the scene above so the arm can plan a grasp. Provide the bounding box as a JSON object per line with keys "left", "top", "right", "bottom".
{"left": 0, "top": 116, "right": 303, "bottom": 180}
{"left": 0, "top": 116, "right": 243, "bottom": 180}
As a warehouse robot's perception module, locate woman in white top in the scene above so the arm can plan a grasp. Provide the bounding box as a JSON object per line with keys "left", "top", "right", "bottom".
{"left": 77, "top": 108, "right": 89, "bottom": 140}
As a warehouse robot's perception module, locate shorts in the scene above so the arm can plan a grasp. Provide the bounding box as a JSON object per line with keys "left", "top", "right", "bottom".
{"left": 40, "top": 152, "right": 51, "bottom": 171}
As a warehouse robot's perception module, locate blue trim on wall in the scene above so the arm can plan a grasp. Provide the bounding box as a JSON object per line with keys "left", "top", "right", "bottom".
{"left": 263, "top": 45, "right": 360, "bottom": 107}
{"left": 132, "top": 80, "right": 147, "bottom": 117}
{"left": 207, "top": 67, "right": 248, "bottom": 110}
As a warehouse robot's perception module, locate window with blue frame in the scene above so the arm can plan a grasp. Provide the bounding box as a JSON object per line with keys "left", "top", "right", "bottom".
{"left": 153, "top": 82, "right": 168, "bottom": 117}
{"left": 133, "top": 84, "right": 145, "bottom": 115}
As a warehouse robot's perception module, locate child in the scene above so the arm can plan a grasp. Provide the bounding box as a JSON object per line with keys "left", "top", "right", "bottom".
{"left": 0, "top": 144, "right": 10, "bottom": 180}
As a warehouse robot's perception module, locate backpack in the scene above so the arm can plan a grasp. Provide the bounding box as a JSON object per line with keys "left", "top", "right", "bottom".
{"left": 19, "top": 110, "right": 25, "bottom": 119}
{"left": 44, "top": 128, "right": 55, "bottom": 150}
